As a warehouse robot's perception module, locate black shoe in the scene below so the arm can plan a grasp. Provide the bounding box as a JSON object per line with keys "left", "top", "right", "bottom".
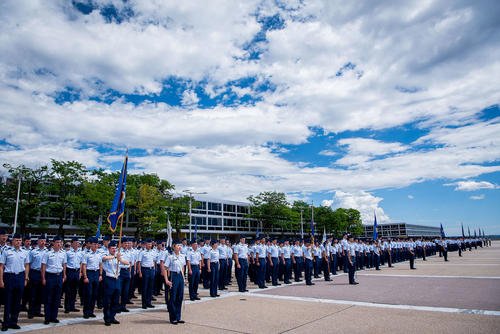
{"left": 111, "top": 319, "right": 120, "bottom": 324}
{"left": 105, "top": 322, "right": 111, "bottom": 326}
{"left": 147, "top": 305, "right": 155, "bottom": 308}
{"left": 72, "top": 308, "right": 80, "bottom": 312}
{"left": 170, "top": 320, "right": 178, "bottom": 325}
{"left": 28, "top": 314, "right": 34, "bottom": 319}
{"left": 121, "top": 308, "right": 130, "bottom": 312}
{"left": 178, "top": 320, "right": 185, "bottom": 324}
{"left": 195, "top": 297, "right": 201, "bottom": 300}
{"left": 1, "top": 327, "right": 7, "bottom": 332}
{"left": 9, "top": 325, "right": 21, "bottom": 330}
{"left": 190, "top": 298, "right": 196, "bottom": 301}
{"left": 44, "top": 321, "right": 50, "bottom": 325}
{"left": 64, "top": 310, "right": 71, "bottom": 314}
{"left": 142, "top": 306, "right": 147, "bottom": 309}
{"left": 325, "top": 278, "right": 332, "bottom": 281}
{"left": 376, "top": 269, "right": 381, "bottom": 271}
{"left": 52, "top": 319, "right": 60, "bottom": 323}
{"left": 306, "top": 283, "right": 315, "bottom": 286}
{"left": 126, "top": 301, "right": 134, "bottom": 305}
{"left": 244, "top": 289, "right": 249, "bottom": 292}
{"left": 83, "top": 315, "right": 90, "bottom": 319}
{"left": 89, "top": 314, "right": 97, "bottom": 318}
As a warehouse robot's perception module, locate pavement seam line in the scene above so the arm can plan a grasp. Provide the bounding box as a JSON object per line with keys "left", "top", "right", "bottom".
{"left": 278, "top": 305, "right": 355, "bottom": 334}
{"left": 248, "top": 293, "right": 500, "bottom": 316}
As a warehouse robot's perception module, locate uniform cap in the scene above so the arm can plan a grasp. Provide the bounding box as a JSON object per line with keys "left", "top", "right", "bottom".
{"left": 109, "top": 240, "right": 118, "bottom": 248}
{"left": 103, "top": 235, "right": 111, "bottom": 241}
{"left": 71, "top": 237, "right": 79, "bottom": 242}
{"left": 12, "top": 233, "right": 22, "bottom": 239}
{"left": 53, "top": 235, "right": 62, "bottom": 242}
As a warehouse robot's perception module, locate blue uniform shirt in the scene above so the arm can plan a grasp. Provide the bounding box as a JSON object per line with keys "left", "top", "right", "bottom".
{"left": 209, "top": 249, "right": 219, "bottom": 263}
{"left": 29, "top": 247, "right": 47, "bottom": 270}
{"left": 82, "top": 250, "right": 102, "bottom": 271}
{"left": 66, "top": 248, "right": 82, "bottom": 269}
{"left": 42, "top": 249, "right": 67, "bottom": 274}
{"left": 0, "top": 247, "right": 29, "bottom": 274}
{"left": 165, "top": 253, "right": 186, "bottom": 273}
{"left": 234, "top": 243, "right": 249, "bottom": 259}
{"left": 268, "top": 245, "right": 280, "bottom": 258}
{"left": 282, "top": 245, "right": 291, "bottom": 259}
{"left": 187, "top": 249, "right": 202, "bottom": 266}
{"left": 102, "top": 256, "right": 119, "bottom": 278}
{"left": 138, "top": 249, "right": 156, "bottom": 268}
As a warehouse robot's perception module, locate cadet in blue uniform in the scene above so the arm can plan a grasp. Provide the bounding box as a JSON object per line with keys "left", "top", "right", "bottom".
{"left": 101, "top": 240, "right": 129, "bottom": 326}
{"left": 186, "top": 239, "right": 202, "bottom": 301}
{"left": 41, "top": 236, "right": 67, "bottom": 325}
{"left": 256, "top": 236, "right": 268, "bottom": 289}
{"left": 0, "top": 233, "right": 29, "bottom": 331}
{"left": 281, "top": 239, "right": 292, "bottom": 284}
{"left": 28, "top": 235, "right": 46, "bottom": 319}
{"left": 218, "top": 236, "right": 228, "bottom": 291}
{"left": 303, "top": 238, "right": 314, "bottom": 286}
{"left": 233, "top": 235, "right": 250, "bottom": 292}
{"left": 64, "top": 237, "right": 82, "bottom": 313}
{"left": 81, "top": 237, "right": 102, "bottom": 319}
{"left": 138, "top": 238, "right": 156, "bottom": 309}
{"left": 163, "top": 241, "right": 186, "bottom": 325}
{"left": 267, "top": 237, "right": 281, "bottom": 286}
{"left": 207, "top": 240, "right": 220, "bottom": 297}
{"left": 118, "top": 237, "right": 134, "bottom": 312}
{"left": 347, "top": 235, "right": 358, "bottom": 285}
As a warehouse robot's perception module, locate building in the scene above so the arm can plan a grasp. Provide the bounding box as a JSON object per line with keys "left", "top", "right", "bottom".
{"left": 362, "top": 222, "right": 441, "bottom": 239}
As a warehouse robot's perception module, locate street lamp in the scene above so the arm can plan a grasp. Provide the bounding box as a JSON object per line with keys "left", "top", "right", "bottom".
{"left": 300, "top": 209, "right": 304, "bottom": 239}
{"left": 182, "top": 190, "right": 207, "bottom": 239}
{"left": 13, "top": 176, "right": 22, "bottom": 234}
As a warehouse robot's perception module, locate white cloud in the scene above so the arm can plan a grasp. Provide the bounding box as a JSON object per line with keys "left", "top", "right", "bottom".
{"left": 470, "top": 194, "right": 485, "bottom": 200}
{"left": 318, "top": 150, "right": 336, "bottom": 156}
{"left": 335, "top": 138, "right": 408, "bottom": 166}
{"left": 445, "top": 180, "right": 498, "bottom": 191}
{"left": 325, "top": 190, "right": 390, "bottom": 224}
{"left": 408, "top": 195, "right": 414, "bottom": 199}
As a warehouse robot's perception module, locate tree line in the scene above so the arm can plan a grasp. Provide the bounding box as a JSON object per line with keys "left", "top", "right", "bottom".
{"left": 0, "top": 160, "right": 363, "bottom": 239}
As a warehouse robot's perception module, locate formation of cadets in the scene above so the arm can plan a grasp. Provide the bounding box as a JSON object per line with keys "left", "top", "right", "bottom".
{"left": 0, "top": 228, "right": 491, "bottom": 330}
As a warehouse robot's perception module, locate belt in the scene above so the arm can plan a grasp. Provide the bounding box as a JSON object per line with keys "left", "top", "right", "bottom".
{"left": 141, "top": 266, "right": 154, "bottom": 269}
{"left": 120, "top": 267, "right": 131, "bottom": 271}
{"left": 87, "top": 269, "right": 99, "bottom": 272}
{"left": 104, "top": 274, "right": 118, "bottom": 279}
{"left": 67, "top": 267, "right": 80, "bottom": 271}
{"left": 46, "top": 271, "right": 63, "bottom": 275}
{"left": 4, "top": 272, "right": 24, "bottom": 275}
{"left": 210, "top": 261, "right": 218, "bottom": 264}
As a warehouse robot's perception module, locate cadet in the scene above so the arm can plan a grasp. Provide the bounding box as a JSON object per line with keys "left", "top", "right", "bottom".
{"left": 137, "top": 238, "right": 156, "bottom": 309}
{"left": 41, "top": 235, "right": 67, "bottom": 325}
{"left": 186, "top": 239, "right": 202, "bottom": 301}
{"left": 281, "top": 239, "right": 292, "bottom": 284}
{"left": 0, "top": 233, "right": 29, "bottom": 331}
{"left": 81, "top": 237, "right": 102, "bottom": 319}
{"left": 321, "top": 240, "right": 331, "bottom": 281}
{"left": 373, "top": 241, "right": 381, "bottom": 270}
{"left": 234, "top": 235, "right": 250, "bottom": 292}
{"left": 101, "top": 240, "right": 129, "bottom": 326}
{"left": 200, "top": 237, "right": 211, "bottom": 289}
{"left": 408, "top": 238, "right": 416, "bottom": 270}
{"left": 225, "top": 240, "right": 233, "bottom": 285}
{"left": 21, "top": 234, "right": 32, "bottom": 312}
{"left": 291, "top": 239, "right": 303, "bottom": 282}
{"left": 302, "top": 238, "right": 314, "bottom": 286}
{"left": 28, "top": 235, "right": 46, "bottom": 319}
{"left": 347, "top": 235, "right": 358, "bottom": 285}
{"left": 255, "top": 236, "right": 268, "bottom": 289}
{"left": 218, "top": 236, "right": 228, "bottom": 290}
{"left": 118, "top": 237, "right": 134, "bottom": 312}
{"left": 163, "top": 241, "right": 186, "bottom": 325}
{"left": 267, "top": 237, "right": 281, "bottom": 286}
{"left": 64, "top": 237, "right": 82, "bottom": 313}
{"left": 207, "top": 240, "right": 220, "bottom": 297}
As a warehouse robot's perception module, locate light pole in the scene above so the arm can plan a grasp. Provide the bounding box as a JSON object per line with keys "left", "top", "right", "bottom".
{"left": 182, "top": 190, "right": 207, "bottom": 240}
{"left": 13, "top": 176, "right": 22, "bottom": 234}
{"left": 300, "top": 209, "right": 304, "bottom": 239}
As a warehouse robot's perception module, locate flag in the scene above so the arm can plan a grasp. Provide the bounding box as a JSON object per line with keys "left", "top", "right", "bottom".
{"left": 166, "top": 218, "right": 173, "bottom": 248}
{"left": 95, "top": 215, "right": 102, "bottom": 238}
{"left": 440, "top": 223, "right": 445, "bottom": 238}
{"left": 107, "top": 154, "right": 128, "bottom": 233}
{"left": 468, "top": 226, "right": 471, "bottom": 238}
{"left": 322, "top": 226, "right": 326, "bottom": 243}
{"left": 373, "top": 211, "right": 378, "bottom": 241}
{"left": 310, "top": 205, "right": 315, "bottom": 236}
{"left": 194, "top": 217, "right": 198, "bottom": 240}
{"left": 461, "top": 223, "right": 465, "bottom": 238}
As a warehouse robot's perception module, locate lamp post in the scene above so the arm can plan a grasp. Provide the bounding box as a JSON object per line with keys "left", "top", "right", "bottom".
{"left": 300, "top": 209, "right": 304, "bottom": 239}
{"left": 182, "top": 190, "right": 207, "bottom": 239}
{"left": 13, "top": 176, "right": 22, "bottom": 234}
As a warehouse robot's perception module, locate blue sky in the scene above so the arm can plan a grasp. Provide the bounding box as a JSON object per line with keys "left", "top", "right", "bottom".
{"left": 1, "top": 1, "right": 499, "bottom": 235}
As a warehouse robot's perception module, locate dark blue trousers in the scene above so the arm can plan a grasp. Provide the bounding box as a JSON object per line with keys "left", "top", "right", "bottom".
{"left": 209, "top": 262, "right": 219, "bottom": 297}
{"left": 257, "top": 258, "right": 266, "bottom": 288}
{"left": 28, "top": 269, "right": 43, "bottom": 317}
{"left": 236, "top": 259, "right": 248, "bottom": 291}
{"left": 343, "top": 254, "right": 348, "bottom": 273}
{"left": 218, "top": 259, "right": 227, "bottom": 290}
{"left": 45, "top": 272, "right": 63, "bottom": 322}
{"left": 294, "top": 257, "right": 303, "bottom": 281}
{"left": 188, "top": 265, "right": 200, "bottom": 299}
{"left": 64, "top": 268, "right": 79, "bottom": 312}
{"left": 141, "top": 267, "right": 154, "bottom": 307}
{"left": 304, "top": 258, "right": 313, "bottom": 284}
{"left": 271, "top": 257, "right": 279, "bottom": 285}
{"left": 168, "top": 272, "right": 184, "bottom": 322}
{"left": 119, "top": 268, "right": 131, "bottom": 310}
{"left": 348, "top": 259, "right": 356, "bottom": 284}
{"left": 375, "top": 254, "right": 380, "bottom": 270}
{"left": 3, "top": 272, "right": 24, "bottom": 326}
{"left": 284, "top": 258, "right": 292, "bottom": 283}
{"left": 83, "top": 270, "right": 99, "bottom": 317}
{"left": 103, "top": 276, "right": 120, "bottom": 323}
{"left": 331, "top": 255, "right": 337, "bottom": 275}
{"left": 202, "top": 259, "right": 210, "bottom": 288}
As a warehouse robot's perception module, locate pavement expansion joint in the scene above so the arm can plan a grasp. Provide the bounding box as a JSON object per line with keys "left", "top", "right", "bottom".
{"left": 278, "top": 305, "right": 355, "bottom": 334}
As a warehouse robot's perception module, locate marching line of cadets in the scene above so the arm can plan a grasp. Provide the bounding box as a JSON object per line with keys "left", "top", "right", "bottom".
{"left": 0, "top": 228, "right": 492, "bottom": 330}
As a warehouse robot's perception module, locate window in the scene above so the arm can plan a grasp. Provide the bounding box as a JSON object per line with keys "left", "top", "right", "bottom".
{"left": 208, "top": 202, "right": 221, "bottom": 211}
{"left": 208, "top": 217, "right": 222, "bottom": 226}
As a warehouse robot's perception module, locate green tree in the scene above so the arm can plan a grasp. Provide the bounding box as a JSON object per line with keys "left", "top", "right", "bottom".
{"left": 1, "top": 164, "right": 50, "bottom": 234}
{"left": 45, "top": 160, "right": 87, "bottom": 237}
{"left": 166, "top": 195, "right": 190, "bottom": 238}
{"left": 248, "top": 191, "right": 296, "bottom": 233}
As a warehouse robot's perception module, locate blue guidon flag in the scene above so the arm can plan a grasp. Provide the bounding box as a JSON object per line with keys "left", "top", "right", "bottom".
{"left": 107, "top": 154, "right": 128, "bottom": 233}
{"left": 373, "top": 211, "right": 378, "bottom": 241}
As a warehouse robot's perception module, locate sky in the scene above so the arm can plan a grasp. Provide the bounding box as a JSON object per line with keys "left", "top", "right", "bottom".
{"left": 0, "top": 0, "right": 499, "bottom": 235}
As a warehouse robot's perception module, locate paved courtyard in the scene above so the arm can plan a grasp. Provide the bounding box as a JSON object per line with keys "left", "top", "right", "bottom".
{"left": 8, "top": 242, "right": 500, "bottom": 333}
